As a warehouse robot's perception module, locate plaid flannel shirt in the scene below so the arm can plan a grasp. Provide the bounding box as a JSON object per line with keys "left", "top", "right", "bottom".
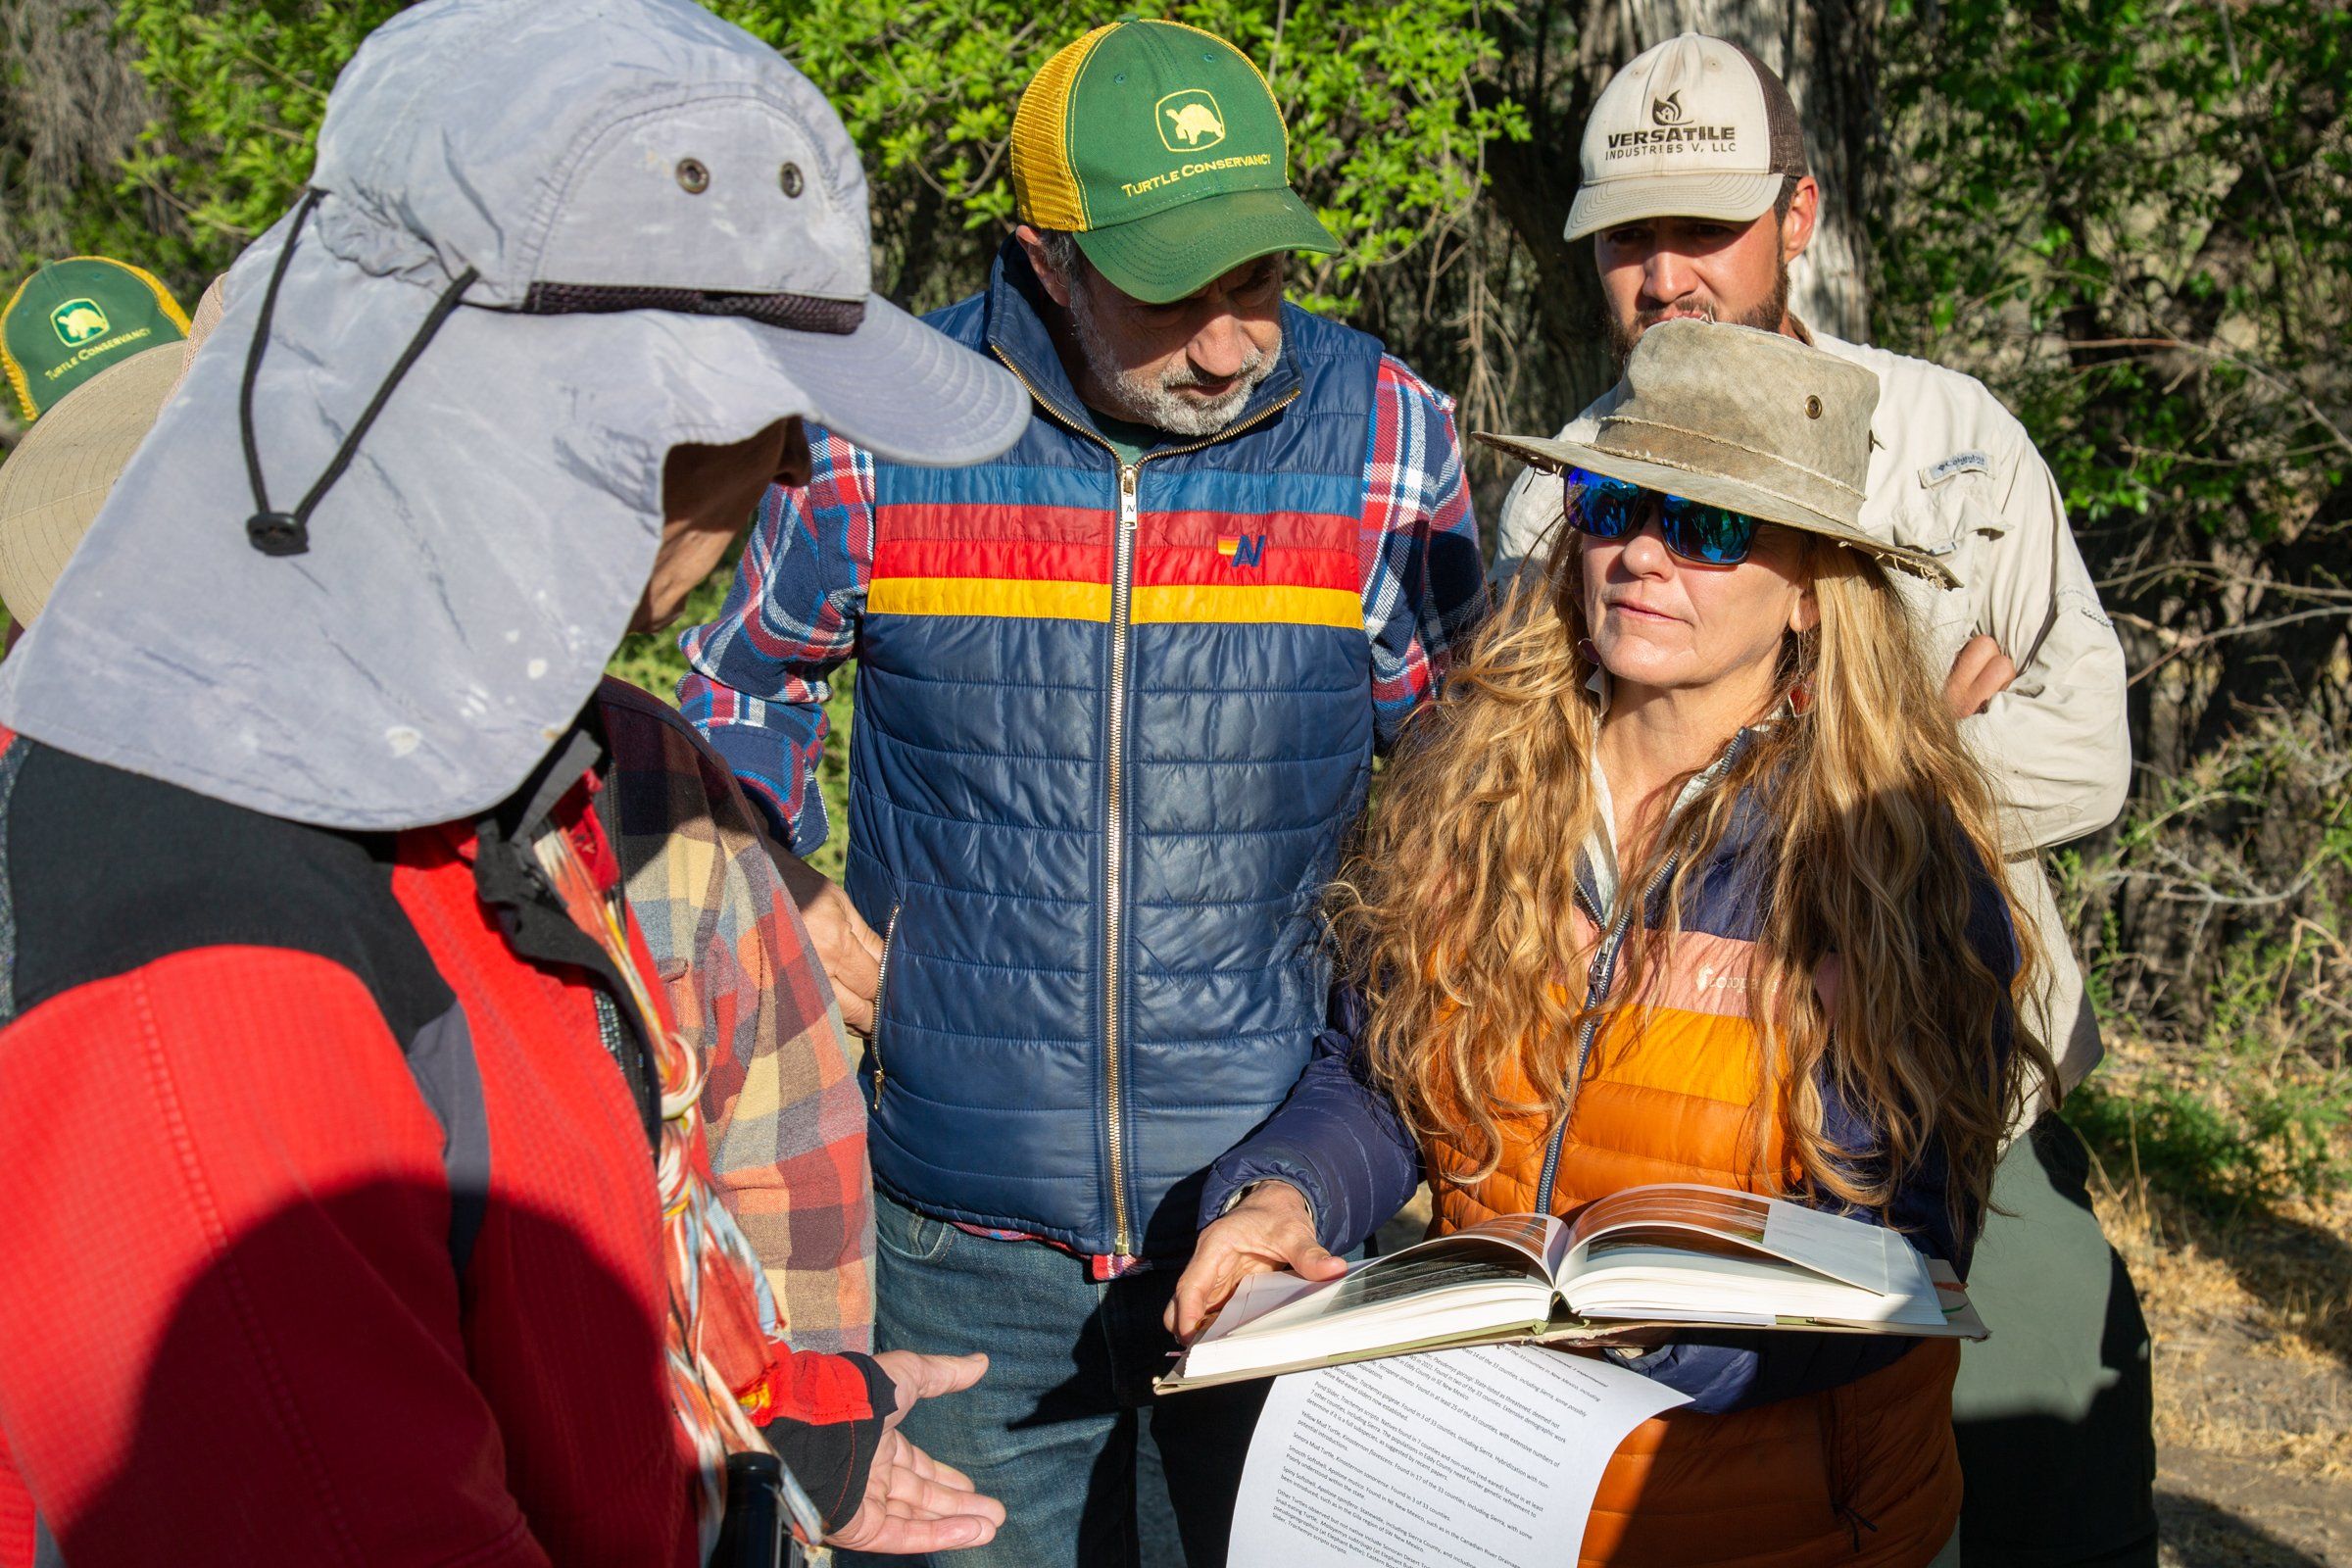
{"left": 598, "top": 678, "right": 874, "bottom": 1352}
{"left": 678, "top": 353, "right": 1486, "bottom": 856}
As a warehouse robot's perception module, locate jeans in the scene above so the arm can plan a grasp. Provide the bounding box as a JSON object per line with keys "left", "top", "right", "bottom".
{"left": 843, "top": 1188, "right": 1268, "bottom": 1568}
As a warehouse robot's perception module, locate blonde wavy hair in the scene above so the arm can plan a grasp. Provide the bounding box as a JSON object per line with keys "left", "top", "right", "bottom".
{"left": 1340, "top": 516, "right": 2053, "bottom": 1239}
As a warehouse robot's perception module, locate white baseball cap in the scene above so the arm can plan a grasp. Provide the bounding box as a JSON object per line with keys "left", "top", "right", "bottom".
{"left": 1564, "top": 33, "right": 1810, "bottom": 242}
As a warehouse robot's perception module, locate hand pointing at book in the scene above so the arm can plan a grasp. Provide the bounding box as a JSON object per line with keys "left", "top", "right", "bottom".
{"left": 1168, "top": 1182, "right": 1350, "bottom": 1344}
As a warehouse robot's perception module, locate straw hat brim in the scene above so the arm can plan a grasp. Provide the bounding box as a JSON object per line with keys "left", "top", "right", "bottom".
{"left": 1476, "top": 428, "right": 1958, "bottom": 588}
{"left": 0, "top": 341, "right": 187, "bottom": 625}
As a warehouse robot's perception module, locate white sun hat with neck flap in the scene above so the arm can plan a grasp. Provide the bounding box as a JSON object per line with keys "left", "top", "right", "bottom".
{"left": 0, "top": 0, "right": 1028, "bottom": 831}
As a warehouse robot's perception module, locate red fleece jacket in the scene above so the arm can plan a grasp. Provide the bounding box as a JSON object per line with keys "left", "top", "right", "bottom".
{"left": 0, "top": 728, "right": 885, "bottom": 1567}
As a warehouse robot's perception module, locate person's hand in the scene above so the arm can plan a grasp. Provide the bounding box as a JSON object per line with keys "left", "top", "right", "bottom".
{"left": 1944, "top": 634, "right": 2017, "bottom": 720}
{"left": 824, "top": 1351, "right": 1004, "bottom": 1553}
{"left": 1165, "top": 1183, "right": 1348, "bottom": 1345}
{"left": 769, "top": 847, "right": 884, "bottom": 1032}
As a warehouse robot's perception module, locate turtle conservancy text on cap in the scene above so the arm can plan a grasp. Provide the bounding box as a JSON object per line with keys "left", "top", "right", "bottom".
{"left": 1010, "top": 19, "right": 1341, "bottom": 303}
{"left": 2, "top": 257, "right": 189, "bottom": 422}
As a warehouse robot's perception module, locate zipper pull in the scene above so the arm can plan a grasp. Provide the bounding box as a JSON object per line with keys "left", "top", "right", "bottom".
{"left": 1118, "top": 464, "right": 1139, "bottom": 527}
{"left": 869, "top": 902, "right": 903, "bottom": 1110}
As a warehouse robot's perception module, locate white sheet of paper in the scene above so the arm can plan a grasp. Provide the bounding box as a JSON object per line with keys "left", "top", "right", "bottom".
{"left": 1226, "top": 1344, "right": 1690, "bottom": 1568}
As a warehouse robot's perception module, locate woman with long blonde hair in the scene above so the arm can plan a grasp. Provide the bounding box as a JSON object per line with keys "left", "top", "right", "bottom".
{"left": 1171, "top": 321, "right": 2051, "bottom": 1567}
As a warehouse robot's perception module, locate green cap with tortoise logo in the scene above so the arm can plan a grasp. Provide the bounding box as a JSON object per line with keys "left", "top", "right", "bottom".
{"left": 1010, "top": 19, "right": 1340, "bottom": 304}
{"left": 3, "top": 257, "right": 190, "bottom": 423}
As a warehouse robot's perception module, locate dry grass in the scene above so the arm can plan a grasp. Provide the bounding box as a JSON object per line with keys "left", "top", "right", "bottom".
{"left": 2085, "top": 1038, "right": 2352, "bottom": 1496}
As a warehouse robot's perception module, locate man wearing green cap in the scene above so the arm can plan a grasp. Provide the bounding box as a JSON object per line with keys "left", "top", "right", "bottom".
{"left": 2, "top": 257, "right": 189, "bottom": 425}
{"left": 682, "top": 18, "right": 1487, "bottom": 1564}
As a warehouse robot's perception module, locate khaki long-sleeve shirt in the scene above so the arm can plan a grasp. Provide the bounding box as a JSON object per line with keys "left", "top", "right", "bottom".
{"left": 1491, "top": 325, "right": 2131, "bottom": 1101}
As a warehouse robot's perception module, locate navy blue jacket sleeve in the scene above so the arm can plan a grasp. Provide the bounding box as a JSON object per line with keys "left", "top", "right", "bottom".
{"left": 1200, "top": 988, "right": 1424, "bottom": 1254}
{"left": 1622, "top": 856, "right": 2020, "bottom": 1414}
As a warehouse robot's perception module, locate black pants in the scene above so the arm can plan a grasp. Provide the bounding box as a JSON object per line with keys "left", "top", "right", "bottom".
{"left": 1953, "top": 1113, "right": 2160, "bottom": 1566}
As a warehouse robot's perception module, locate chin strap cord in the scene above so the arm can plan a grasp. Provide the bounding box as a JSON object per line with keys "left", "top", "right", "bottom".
{"left": 241, "top": 187, "right": 478, "bottom": 557}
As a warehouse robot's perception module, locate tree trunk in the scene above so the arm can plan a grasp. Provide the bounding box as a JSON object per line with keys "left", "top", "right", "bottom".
{"left": 2189, "top": 479, "right": 2352, "bottom": 755}
{"left": 1481, "top": 0, "right": 1886, "bottom": 415}
{"left": 1589, "top": 0, "right": 1883, "bottom": 341}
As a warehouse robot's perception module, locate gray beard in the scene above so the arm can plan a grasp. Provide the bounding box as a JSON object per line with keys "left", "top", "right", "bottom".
{"left": 1066, "top": 284, "right": 1278, "bottom": 437}
{"left": 1603, "top": 254, "right": 1792, "bottom": 372}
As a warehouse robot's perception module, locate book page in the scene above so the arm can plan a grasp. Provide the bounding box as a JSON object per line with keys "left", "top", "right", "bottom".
{"left": 1201, "top": 1214, "right": 1565, "bottom": 1346}
{"left": 1564, "top": 1184, "right": 1923, "bottom": 1298}
{"left": 1173, "top": 1251, "right": 1557, "bottom": 1386}
{"left": 1227, "top": 1344, "right": 1690, "bottom": 1568}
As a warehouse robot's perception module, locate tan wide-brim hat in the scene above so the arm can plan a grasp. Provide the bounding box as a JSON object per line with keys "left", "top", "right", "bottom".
{"left": 1475, "top": 318, "right": 1957, "bottom": 588}
{"left": 0, "top": 342, "right": 186, "bottom": 625}
{"left": 0, "top": 277, "right": 221, "bottom": 626}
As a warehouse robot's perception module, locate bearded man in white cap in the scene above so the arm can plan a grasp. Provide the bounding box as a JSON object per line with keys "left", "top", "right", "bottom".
{"left": 1492, "top": 34, "right": 2154, "bottom": 1568}
{"left": 0, "top": 2, "right": 1033, "bottom": 1563}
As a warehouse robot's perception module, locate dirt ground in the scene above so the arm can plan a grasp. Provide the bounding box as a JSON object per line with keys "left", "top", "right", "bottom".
{"left": 2105, "top": 1174, "right": 2352, "bottom": 1566}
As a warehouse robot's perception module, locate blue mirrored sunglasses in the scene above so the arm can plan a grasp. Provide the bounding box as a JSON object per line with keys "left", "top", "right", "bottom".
{"left": 1566, "top": 467, "right": 1763, "bottom": 565}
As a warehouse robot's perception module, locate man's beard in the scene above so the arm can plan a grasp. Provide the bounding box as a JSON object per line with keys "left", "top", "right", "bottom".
{"left": 1067, "top": 281, "right": 1278, "bottom": 437}
{"left": 1602, "top": 253, "right": 1791, "bottom": 371}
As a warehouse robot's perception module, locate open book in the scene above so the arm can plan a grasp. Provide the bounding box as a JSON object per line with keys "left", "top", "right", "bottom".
{"left": 1159, "top": 1183, "right": 1984, "bottom": 1392}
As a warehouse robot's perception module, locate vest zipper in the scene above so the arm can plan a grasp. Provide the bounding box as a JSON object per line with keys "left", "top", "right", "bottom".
{"left": 1102, "top": 395, "right": 1301, "bottom": 1255}
{"left": 868, "top": 901, "right": 903, "bottom": 1110}
{"left": 989, "top": 341, "right": 1299, "bottom": 1258}
{"left": 1102, "top": 463, "right": 1141, "bottom": 1256}
{"left": 1536, "top": 850, "right": 1680, "bottom": 1214}
{"left": 1539, "top": 729, "right": 1756, "bottom": 1211}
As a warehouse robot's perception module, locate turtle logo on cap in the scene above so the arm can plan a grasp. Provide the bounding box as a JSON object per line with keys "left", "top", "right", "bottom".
{"left": 1157, "top": 89, "right": 1226, "bottom": 152}
{"left": 1650, "top": 91, "right": 1687, "bottom": 126}
{"left": 50, "top": 299, "right": 110, "bottom": 347}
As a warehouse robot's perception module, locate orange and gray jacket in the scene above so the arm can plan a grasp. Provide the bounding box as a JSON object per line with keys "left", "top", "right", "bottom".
{"left": 1204, "top": 771, "right": 2020, "bottom": 1564}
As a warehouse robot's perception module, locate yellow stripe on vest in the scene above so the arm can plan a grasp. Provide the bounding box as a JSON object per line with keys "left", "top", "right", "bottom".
{"left": 868, "top": 577, "right": 1112, "bottom": 621}
{"left": 1129, "top": 583, "right": 1361, "bottom": 627}
{"left": 869, "top": 578, "right": 1361, "bottom": 628}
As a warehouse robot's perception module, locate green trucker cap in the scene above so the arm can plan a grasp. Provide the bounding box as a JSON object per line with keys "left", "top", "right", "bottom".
{"left": 1009, "top": 19, "right": 1340, "bottom": 304}
{"left": 3, "top": 257, "right": 190, "bottom": 423}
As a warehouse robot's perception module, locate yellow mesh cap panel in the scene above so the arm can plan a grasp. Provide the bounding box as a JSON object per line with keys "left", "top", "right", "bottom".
{"left": 1156, "top": 19, "right": 1291, "bottom": 167}
{"left": 1009, "top": 24, "right": 1117, "bottom": 231}
{"left": 2, "top": 270, "right": 42, "bottom": 423}
{"left": 106, "top": 259, "right": 195, "bottom": 335}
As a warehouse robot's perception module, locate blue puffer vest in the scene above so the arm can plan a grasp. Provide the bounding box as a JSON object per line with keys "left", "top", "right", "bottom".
{"left": 842, "top": 248, "right": 1384, "bottom": 1257}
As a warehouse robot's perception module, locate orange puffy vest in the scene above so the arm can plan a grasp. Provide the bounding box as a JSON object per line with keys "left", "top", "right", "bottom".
{"left": 1425, "top": 907, "right": 1961, "bottom": 1568}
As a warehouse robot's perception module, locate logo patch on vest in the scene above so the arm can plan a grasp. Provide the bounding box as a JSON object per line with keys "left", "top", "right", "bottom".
{"left": 1693, "top": 963, "right": 1752, "bottom": 995}
{"left": 1216, "top": 533, "right": 1267, "bottom": 567}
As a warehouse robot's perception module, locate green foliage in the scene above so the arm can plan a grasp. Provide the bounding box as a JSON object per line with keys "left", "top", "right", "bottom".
{"left": 2064, "top": 1073, "right": 2351, "bottom": 1218}
{"left": 112, "top": 1, "right": 403, "bottom": 259}
{"left": 720, "top": 0, "right": 1526, "bottom": 313}
{"left": 1879, "top": 0, "right": 2350, "bottom": 544}
{"left": 1890, "top": 0, "right": 2352, "bottom": 1209}
{"left": 84, "top": 0, "right": 1524, "bottom": 319}
{"left": 2057, "top": 714, "right": 2352, "bottom": 1216}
